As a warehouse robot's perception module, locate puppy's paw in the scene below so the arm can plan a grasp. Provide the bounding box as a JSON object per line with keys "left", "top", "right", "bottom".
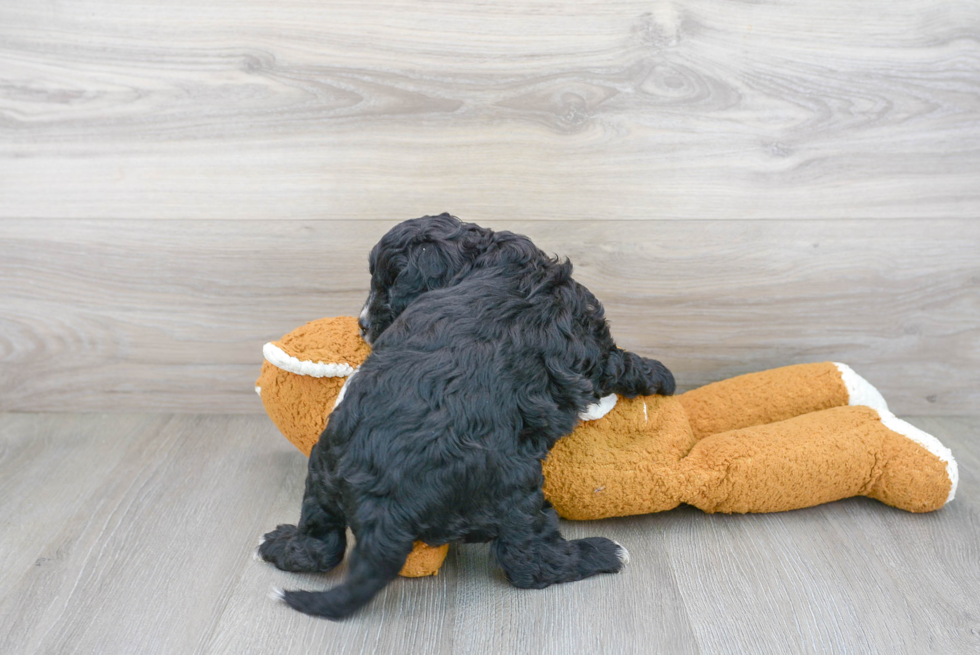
{"left": 609, "top": 351, "right": 675, "bottom": 398}
{"left": 575, "top": 536, "right": 628, "bottom": 576}
{"left": 637, "top": 356, "right": 675, "bottom": 396}
{"left": 257, "top": 524, "right": 346, "bottom": 573}
{"left": 612, "top": 540, "right": 630, "bottom": 565}
{"left": 257, "top": 524, "right": 300, "bottom": 564}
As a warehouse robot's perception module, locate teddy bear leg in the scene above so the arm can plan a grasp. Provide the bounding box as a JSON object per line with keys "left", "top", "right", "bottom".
{"left": 258, "top": 450, "right": 348, "bottom": 573}
{"left": 492, "top": 494, "right": 628, "bottom": 589}
{"left": 677, "top": 362, "right": 887, "bottom": 441}
{"left": 677, "top": 405, "right": 956, "bottom": 514}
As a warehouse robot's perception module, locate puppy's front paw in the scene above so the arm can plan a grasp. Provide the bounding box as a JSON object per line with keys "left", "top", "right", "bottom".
{"left": 638, "top": 357, "right": 675, "bottom": 396}
{"left": 609, "top": 351, "right": 675, "bottom": 398}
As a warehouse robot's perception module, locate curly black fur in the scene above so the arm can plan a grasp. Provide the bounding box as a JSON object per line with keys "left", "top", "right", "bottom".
{"left": 259, "top": 213, "right": 675, "bottom": 619}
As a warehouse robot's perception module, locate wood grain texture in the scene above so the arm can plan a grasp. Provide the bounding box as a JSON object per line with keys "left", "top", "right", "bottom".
{"left": 0, "top": 412, "right": 977, "bottom": 654}
{"left": 0, "top": 414, "right": 290, "bottom": 655}
{"left": 1, "top": 0, "right": 978, "bottom": 220}
{"left": 1, "top": 218, "right": 977, "bottom": 414}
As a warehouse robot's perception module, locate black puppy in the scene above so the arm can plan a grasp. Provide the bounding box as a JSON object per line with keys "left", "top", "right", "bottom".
{"left": 259, "top": 214, "right": 674, "bottom": 619}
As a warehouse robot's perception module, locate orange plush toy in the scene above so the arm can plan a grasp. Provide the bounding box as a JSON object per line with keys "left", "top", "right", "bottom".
{"left": 256, "top": 317, "right": 958, "bottom": 577}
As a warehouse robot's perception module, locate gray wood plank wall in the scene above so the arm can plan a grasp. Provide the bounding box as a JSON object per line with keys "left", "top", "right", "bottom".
{"left": 1, "top": 1, "right": 978, "bottom": 414}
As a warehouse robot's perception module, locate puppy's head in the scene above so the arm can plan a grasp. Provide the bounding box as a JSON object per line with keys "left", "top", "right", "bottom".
{"left": 358, "top": 213, "right": 488, "bottom": 343}
{"left": 359, "top": 213, "right": 541, "bottom": 343}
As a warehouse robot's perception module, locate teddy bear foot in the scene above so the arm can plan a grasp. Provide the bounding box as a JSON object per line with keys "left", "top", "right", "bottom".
{"left": 833, "top": 362, "right": 889, "bottom": 411}
{"left": 257, "top": 523, "right": 346, "bottom": 573}
{"left": 863, "top": 409, "right": 958, "bottom": 512}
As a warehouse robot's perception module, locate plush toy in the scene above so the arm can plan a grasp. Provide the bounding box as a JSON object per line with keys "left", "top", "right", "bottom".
{"left": 256, "top": 316, "right": 958, "bottom": 578}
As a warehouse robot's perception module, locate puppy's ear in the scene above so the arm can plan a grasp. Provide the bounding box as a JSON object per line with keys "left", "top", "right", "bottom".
{"left": 413, "top": 244, "right": 450, "bottom": 285}
{"left": 388, "top": 244, "right": 455, "bottom": 314}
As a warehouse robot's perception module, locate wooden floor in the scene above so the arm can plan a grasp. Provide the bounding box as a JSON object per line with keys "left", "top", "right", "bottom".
{"left": 1, "top": 412, "right": 977, "bottom": 654}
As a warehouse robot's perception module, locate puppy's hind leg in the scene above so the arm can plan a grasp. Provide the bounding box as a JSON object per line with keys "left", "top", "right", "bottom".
{"left": 603, "top": 349, "right": 675, "bottom": 397}
{"left": 259, "top": 448, "right": 347, "bottom": 573}
{"left": 493, "top": 494, "right": 627, "bottom": 589}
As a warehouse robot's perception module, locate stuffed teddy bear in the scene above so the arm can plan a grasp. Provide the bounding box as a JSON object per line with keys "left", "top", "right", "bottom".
{"left": 256, "top": 316, "right": 958, "bottom": 578}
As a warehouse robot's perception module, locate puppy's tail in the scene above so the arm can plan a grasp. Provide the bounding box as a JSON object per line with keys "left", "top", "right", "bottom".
{"left": 276, "top": 534, "right": 413, "bottom": 620}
